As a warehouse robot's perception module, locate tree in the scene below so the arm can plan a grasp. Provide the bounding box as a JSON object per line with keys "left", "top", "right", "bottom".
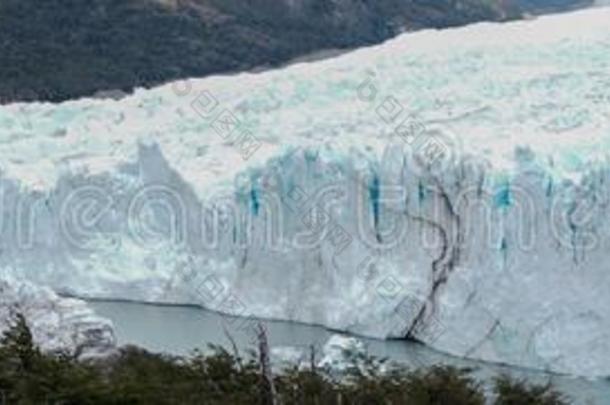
{"left": 0, "top": 312, "right": 38, "bottom": 373}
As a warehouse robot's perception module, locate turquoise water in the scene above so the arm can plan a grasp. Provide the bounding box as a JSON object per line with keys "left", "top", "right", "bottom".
{"left": 89, "top": 300, "right": 610, "bottom": 404}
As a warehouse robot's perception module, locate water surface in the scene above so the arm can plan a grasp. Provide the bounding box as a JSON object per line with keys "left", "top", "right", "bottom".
{"left": 90, "top": 300, "right": 609, "bottom": 404}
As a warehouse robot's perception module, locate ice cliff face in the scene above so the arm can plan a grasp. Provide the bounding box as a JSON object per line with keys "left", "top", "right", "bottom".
{"left": 0, "top": 9, "right": 609, "bottom": 377}
{"left": 0, "top": 277, "right": 115, "bottom": 357}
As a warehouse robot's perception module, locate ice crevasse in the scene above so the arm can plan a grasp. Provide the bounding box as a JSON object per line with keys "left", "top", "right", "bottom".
{"left": 1, "top": 8, "right": 610, "bottom": 377}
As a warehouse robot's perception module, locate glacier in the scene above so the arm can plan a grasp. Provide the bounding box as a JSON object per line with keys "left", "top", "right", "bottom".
{"left": 0, "top": 8, "right": 610, "bottom": 377}
{"left": 0, "top": 276, "right": 115, "bottom": 356}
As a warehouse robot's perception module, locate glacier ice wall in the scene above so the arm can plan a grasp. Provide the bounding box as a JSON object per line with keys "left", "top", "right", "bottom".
{"left": 0, "top": 9, "right": 610, "bottom": 377}
{"left": 0, "top": 276, "right": 115, "bottom": 356}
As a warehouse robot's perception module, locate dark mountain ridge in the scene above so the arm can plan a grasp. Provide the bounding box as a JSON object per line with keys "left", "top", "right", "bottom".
{"left": 0, "top": 0, "right": 592, "bottom": 103}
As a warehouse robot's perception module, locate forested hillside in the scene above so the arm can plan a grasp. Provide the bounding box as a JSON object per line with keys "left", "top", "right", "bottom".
{"left": 0, "top": 0, "right": 519, "bottom": 103}
{"left": 0, "top": 0, "right": 594, "bottom": 103}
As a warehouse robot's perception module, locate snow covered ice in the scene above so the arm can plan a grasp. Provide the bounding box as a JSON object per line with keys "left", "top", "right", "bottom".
{"left": 0, "top": 8, "right": 610, "bottom": 377}
{"left": 0, "top": 276, "right": 115, "bottom": 357}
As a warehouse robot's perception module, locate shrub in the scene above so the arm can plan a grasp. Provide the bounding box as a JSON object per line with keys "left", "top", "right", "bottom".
{"left": 494, "top": 375, "right": 570, "bottom": 405}
{"left": 0, "top": 313, "right": 572, "bottom": 404}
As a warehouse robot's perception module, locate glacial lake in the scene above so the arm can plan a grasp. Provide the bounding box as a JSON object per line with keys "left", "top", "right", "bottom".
{"left": 89, "top": 300, "right": 610, "bottom": 404}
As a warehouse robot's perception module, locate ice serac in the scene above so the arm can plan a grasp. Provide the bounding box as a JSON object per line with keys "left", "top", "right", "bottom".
{"left": 0, "top": 277, "right": 116, "bottom": 357}
{"left": 0, "top": 9, "right": 609, "bottom": 377}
